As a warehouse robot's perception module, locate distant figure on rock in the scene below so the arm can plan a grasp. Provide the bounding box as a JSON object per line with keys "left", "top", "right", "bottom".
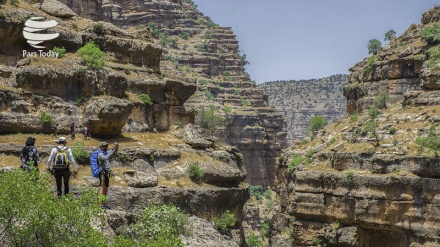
{"left": 52, "top": 124, "right": 58, "bottom": 137}
{"left": 47, "top": 137, "right": 78, "bottom": 196}
{"left": 90, "top": 141, "right": 119, "bottom": 209}
{"left": 82, "top": 126, "right": 87, "bottom": 140}
{"left": 20, "top": 137, "right": 39, "bottom": 172}
{"left": 87, "top": 124, "right": 91, "bottom": 140}
{"left": 70, "top": 123, "right": 75, "bottom": 140}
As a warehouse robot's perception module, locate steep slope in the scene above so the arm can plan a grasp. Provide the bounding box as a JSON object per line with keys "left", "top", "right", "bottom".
{"left": 259, "top": 75, "right": 348, "bottom": 143}
{"left": 271, "top": 6, "right": 440, "bottom": 247}
{"left": 59, "top": 0, "right": 287, "bottom": 187}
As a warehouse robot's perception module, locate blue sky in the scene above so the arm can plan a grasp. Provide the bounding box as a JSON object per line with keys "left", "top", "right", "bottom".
{"left": 193, "top": 0, "right": 439, "bottom": 84}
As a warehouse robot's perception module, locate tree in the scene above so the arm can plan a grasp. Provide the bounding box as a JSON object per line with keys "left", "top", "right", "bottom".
{"left": 307, "top": 116, "right": 328, "bottom": 137}
{"left": 367, "top": 39, "right": 382, "bottom": 54}
{"left": 77, "top": 41, "right": 106, "bottom": 70}
{"left": 373, "top": 92, "right": 390, "bottom": 109}
{"left": 384, "top": 29, "right": 396, "bottom": 41}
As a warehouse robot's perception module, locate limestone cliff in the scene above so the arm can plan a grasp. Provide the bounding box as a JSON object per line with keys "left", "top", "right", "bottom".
{"left": 272, "top": 6, "right": 440, "bottom": 246}
{"left": 57, "top": 0, "right": 287, "bottom": 187}
{"left": 259, "top": 75, "right": 348, "bottom": 143}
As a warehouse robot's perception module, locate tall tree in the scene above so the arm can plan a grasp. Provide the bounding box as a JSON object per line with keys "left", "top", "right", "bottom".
{"left": 384, "top": 29, "right": 396, "bottom": 41}
{"left": 367, "top": 39, "right": 382, "bottom": 54}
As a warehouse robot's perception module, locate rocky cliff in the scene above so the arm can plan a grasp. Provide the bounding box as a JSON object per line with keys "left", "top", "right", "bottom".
{"left": 271, "top": 6, "right": 440, "bottom": 247}
{"left": 259, "top": 75, "right": 348, "bottom": 143}
{"left": 0, "top": 0, "right": 257, "bottom": 245}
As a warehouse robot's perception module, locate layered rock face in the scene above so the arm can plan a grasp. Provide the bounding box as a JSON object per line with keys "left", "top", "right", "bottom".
{"left": 58, "top": 0, "right": 287, "bottom": 187}
{"left": 259, "top": 75, "right": 348, "bottom": 143}
{"left": 272, "top": 7, "right": 440, "bottom": 246}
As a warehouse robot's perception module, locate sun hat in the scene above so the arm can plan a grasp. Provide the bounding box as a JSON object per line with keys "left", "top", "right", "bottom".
{"left": 99, "top": 141, "right": 109, "bottom": 148}
{"left": 58, "top": 137, "right": 67, "bottom": 143}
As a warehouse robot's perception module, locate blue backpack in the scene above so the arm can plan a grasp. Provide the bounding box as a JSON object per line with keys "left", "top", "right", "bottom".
{"left": 90, "top": 150, "right": 104, "bottom": 178}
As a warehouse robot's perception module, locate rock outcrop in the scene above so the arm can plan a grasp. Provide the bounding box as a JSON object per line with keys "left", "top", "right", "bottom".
{"left": 259, "top": 75, "right": 348, "bottom": 143}
{"left": 272, "top": 6, "right": 440, "bottom": 246}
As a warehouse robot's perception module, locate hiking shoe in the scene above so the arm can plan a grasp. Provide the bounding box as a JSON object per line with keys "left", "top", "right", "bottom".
{"left": 100, "top": 205, "right": 110, "bottom": 210}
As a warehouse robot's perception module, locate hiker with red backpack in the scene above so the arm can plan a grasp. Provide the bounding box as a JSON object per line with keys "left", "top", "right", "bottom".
{"left": 90, "top": 141, "right": 119, "bottom": 209}
{"left": 46, "top": 137, "right": 78, "bottom": 196}
{"left": 20, "top": 137, "right": 39, "bottom": 172}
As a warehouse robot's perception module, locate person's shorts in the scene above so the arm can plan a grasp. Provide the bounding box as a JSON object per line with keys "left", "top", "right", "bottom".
{"left": 99, "top": 172, "right": 110, "bottom": 187}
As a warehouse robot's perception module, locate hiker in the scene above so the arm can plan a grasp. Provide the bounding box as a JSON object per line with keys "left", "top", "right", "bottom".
{"left": 70, "top": 123, "right": 75, "bottom": 140}
{"left": 52, "top": 124, "right": 58, "bottom": 137}
{"left": 90, "top": 141, "right": 119, "bottom": 209}
{"left": 83, "top": 126, "right": 88, "bottom": 140}
{"left": 47, "top": 136, "right": 78, "bottom": 196}
{"left": 20, "top": 137, "right": 39, "bottom": 172}
{"left": 87, "top": 124, "right": 91, "bottom": 140}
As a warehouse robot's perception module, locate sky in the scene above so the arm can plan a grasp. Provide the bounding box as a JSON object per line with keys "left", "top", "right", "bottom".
{"left": 193, "top": 0, "right": 439, "bottom": 84}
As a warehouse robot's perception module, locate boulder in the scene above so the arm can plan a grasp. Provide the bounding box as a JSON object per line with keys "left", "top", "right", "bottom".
{"left": 176, "top": 124, "right": 213, "bottom": 148}
{"left": 41, "top": 0, "right": 76, "bottom": 18}
{"left": 123, "top": 170, "right": 158, "bottom": 188}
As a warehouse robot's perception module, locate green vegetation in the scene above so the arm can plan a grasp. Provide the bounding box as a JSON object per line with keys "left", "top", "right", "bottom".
{"left": 187, "top": 162, "right": 204, "bottom": 184}
{"left": 0, "top": 170, "right": 107, "bottom": 246}
{"left": 389, "top": 127, "right": 397, "bottom": 135}
{"left": 223, "top": 71, "right": 231, "bottom": 81}
{"left": 384, "top": 29, "right": 396, "bottom": 41}
{"left": 38, "top": 112, "right": 52, "bottom": 126}
{"left": 71, "top": 141, "right": 90, "bottom": 164}
{"left": 116, "top": 152, "right": 134, "bottom": 163}
{"left": 307, "top": 116, "right": 328, "bottom": 137}
{"left": 174, "top": 121, "right": 183, "bottom": 128}
{"left": 139, "top": 94, "right": 153, "bottom": 105}
{"left": 427, "top": 47, "right": 440, "bottom": 69}
{"left": 364, "top": 55, "right": 377, "bottom": 72}
{"left": 368, "top": 107, "right": 381, "bottom": 119}
{"left": 224, "top": 105, "right": 232, "bottom": 113}
{"left": 204, "top": 90, "right": 215, "bottom": 101}
{"left": 93, "top": 23, "right": 105, "bottom": 33}
{"left": 50, "top": 46, "right": 66, "bottom": 58}
{"left": 415, "top": 126, "right": 440, "bottom": 153}
{"left": 300, "top": 139, "right": 310, "bottom": 145}
{"left": 0, "top": 12, "right": 5, "bottom": 19}
{"left": 249, "top": 185, "right": 264, "bottom": 200}
{"left": 350, "top": 111, "right": 358, "bottom": 122}
{"left": 179, "top": 31, "right": 191, "bottom": 39}
{"left": 287, "top": 154, "right": 305, "bottom": 175}
{"left": 306, "top": 149, "right": 315, "bottom": 158}
{"left": 77, "top": 41, "right": 105, "bottom": 70}
{"left": 367, "top": 39, "right": 382, "bottom": 54}
{"left": 213, "top": 210, "right": 236, "bottom": 231}
{"left": 246, "top": 233, "right": 263, "bottom": 247}
{"left": 147, "top": 21, "right": 160, "bottom": 37}
{"left": 200, "top": 106, "right": 224, "bottom": 131}
{"left": 373, "top": 92, "right": 390, "bottom": 109}
{"left": 276, "top": 155, "right": 284, "bottom": 165}
{"left": 345, "top": 171, "right": 354, "bottom": 186}
{"left": 421, "top": 23, "right": 440, "bottom": 44}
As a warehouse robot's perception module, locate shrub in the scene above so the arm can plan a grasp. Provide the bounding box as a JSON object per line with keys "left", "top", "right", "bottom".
{"left": 368, "top": 107, "right": 380, "bottom": 119}
{"left": 263, "top": 189, "right": 272, "bottom": 199}
{"left": 427, "top": 47, "right": 440, "bottom": 69}
{"left": 415, "top": 127, "right": 440, "bottom": 152}
{"left": 187, "top": 162, "right": 204, "bottom": 184}
{"left": 93, "top": 22, "right": 105, "bottom": 33}
{"left": 199, "top": 106, "right": 224, "bottom": 131}
{"left": 139, "top": 93, "right": 153, "bottom": 105}
{"left": 364, "top": 55, "right": 377, "bottom": 72}
{"left": 246, "top": 232, "right": 263, "bottom": 247}
{"left": 116, "top": 152, "right": 134, "bottom": 163}
{"left": 71, "top": 141, "right": 90, "bottom": 164}
{"left": 50, "top": 46, "right": 66, "bottom": 58}
{"left": 0, "top": 171, "right": 107, "bottom": 246}
{"left": 204, "top": 90, "right": 215, "bottom": 101}
{"left": 174, "top": 121, "right": 183, "bottom": 128}
{"left": 224, "top": 105, "right": 232, "bottom": 113}
{"left": 373, "top": 92, "right": 390, "bottom": 109}
{"left": 421, "top": 23, "right": 440, "bottom": 44}
{"left": 249, "top": 185, "right": 264, "bottom": 200}
{"left": 129, "top": 204, "right": 190, "bottom": 244}
{"left": 384, "top": 29, "right": 396, "bottom": 41}
{"left": 39, "top": 112, "right": 52, "bottom": 125}
{"left": 179, "top": 31, "right": 190, "bottom": 39}
{"left": 300, "top": 139, "right": 309, "bottom": 145}
{"left": 350, "top": 112, "right": 358, "bottom": 122}
{"left": 345, "top": 171, "right": 354, "bottom": 186}
{"left": 213, "top": 210, "right": 236, "bottom": 231}
{"left": 77, "top": 41, "right": 105, "bottom": 70}
{"left": 307, "top": 116, "right": 328, "bottom": 136}
{"left": 389, "top": 127, "right": 397, "bottom": 135}
{"left": 306, "top": 149, "right": 315, "bottom": 158}
{"left": 136, "top": 24, "right": 145, "bottom": 30}
{"left": 288, "top": 154, "right": 305, "bottom": 174}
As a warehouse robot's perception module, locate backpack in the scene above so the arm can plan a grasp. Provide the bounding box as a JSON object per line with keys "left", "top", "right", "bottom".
{"left": 20, "top": 146, "right": 37, "bottom": 166}
{"left": 90, "top": 149, "right": 103, "bottom": 178}
{"left": 53, "top": 147, "right": 69, "bottom": 170}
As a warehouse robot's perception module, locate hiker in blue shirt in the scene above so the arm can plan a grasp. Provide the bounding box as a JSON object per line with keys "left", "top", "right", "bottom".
{"left": 47, "top": 137, "right": 78, "bottom": 196}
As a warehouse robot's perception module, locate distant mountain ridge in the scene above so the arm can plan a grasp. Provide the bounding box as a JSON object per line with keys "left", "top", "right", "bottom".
{"left": 259, "top": 74, "right": 348, "bottom": 143}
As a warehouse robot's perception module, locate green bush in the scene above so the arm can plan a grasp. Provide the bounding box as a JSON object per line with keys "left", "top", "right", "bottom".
{"left": 213, "top": 210, "right": 236, "bottom": 231}
{"left": 364, "top": 55, "right": 377, "bottom": 72}
{"left": 116, "top": 152, "right": 134, "bottom": 163}
{"left": 288, "top": 154, "right": 305, "bottom": 174}
{"left": 415, "top": 127, "right": 440, "bottom": 152}
{"left": 187, "top": 162, "right": 204, "bottom": 184}
{"left": 306, "top": 149, "right": 315, "bottom": 158}
{"left": 367, "top": 39, "right": 382, "bottom": 54}
{"left": 384, "top": 29, "right": 396, "bottom": 41}
{"left": 350, "top": 112, "right": 358, "bottom": 122}
{"left": 51, "top": 46, "right": 66, "bottom": 58}
{"left": 427, "top": 47, "right": 440, "bottom": 69}
{"left": 263, "top": 189, "right": 272, "bottom": 199}
{"left": 368, "top": 107, "right": 381, "bottom": 119}
{"left": 129, "top": 204, "right": 190, "bottom": 245}
{"left": 204, "top": 90, "right": 215, "bottom": 101}
{"left": 199, "top": 106, "right": 224, "bottom": 131}
{"left": 93, "top": 23, "right": 105, "bottom": 33}
{"left": 224, "top": 105, "right": 232, "bottom": 113}
{"left": 345, "top": 171, "right": 354, "bottom": 186}
{"left": 249, "top": 185, "right": 264, "bottom": 200}
{"left": 389, "top": 127, "right": 397, "bottom": 135}
{"left": 421, "top": 23, "right": 440, "bottom": 44}
{"left": 39, "top": 112, "right": 52, "bottom": 125}
{"left": 246, "top": 232, "right": 263, "bottom": 247}
{"left": 307, "top": 116, "right": 328, "bottom": 136}
{"left": 373, "top": 92, "right": 390, "bottom": 109}
{"left": 71, "top": 141, "right": 90, "bottom": 164}
{"left": 77, "top": 41, "right": 105, "bottom": 70}
{"left": 0, "top": 171, "right": 107, "bottom": 246}
{"left": 139, "top": 93, "right": 153, "bottom": 105}
{"left": 179, "top": 31, "right": 190, "bottom": 39}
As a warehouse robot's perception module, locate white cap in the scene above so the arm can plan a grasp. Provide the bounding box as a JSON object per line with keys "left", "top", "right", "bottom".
{"left": 58, "top": 137, "right": 67, "bottom": 143}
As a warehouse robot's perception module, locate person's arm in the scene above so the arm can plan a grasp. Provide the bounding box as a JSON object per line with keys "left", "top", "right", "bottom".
{"left": 34, "top": 147, "right": 40, "bottom": 161}
{"left": 67, "top": 148, "right": 78, "bottom": 172}
{"left": 46, "top": 148, "right": 57, "bottom": 169}
{"left": 98, "top": 149, "right": 117, "bottom": 160}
